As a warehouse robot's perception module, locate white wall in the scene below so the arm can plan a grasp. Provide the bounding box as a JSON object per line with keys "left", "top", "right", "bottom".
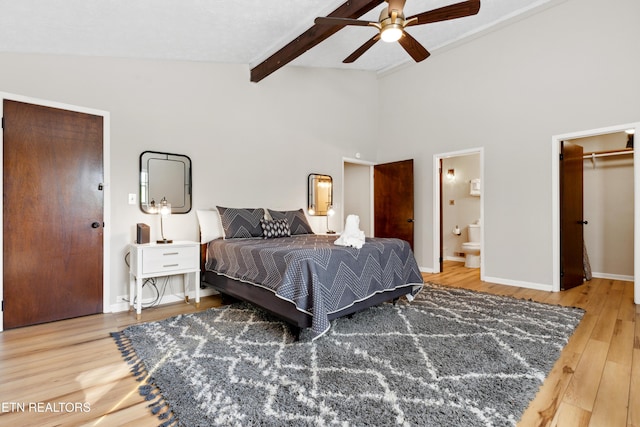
{"left": 0, "top": 54, "right": 380, "bottom": 306}
{"left": 377, "top": 0, "right": 640, "bottom": 288}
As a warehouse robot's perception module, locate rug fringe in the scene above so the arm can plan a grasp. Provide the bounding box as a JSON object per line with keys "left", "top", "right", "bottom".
{"left": 110, "top": 331, "right": 179, "bottom": 427}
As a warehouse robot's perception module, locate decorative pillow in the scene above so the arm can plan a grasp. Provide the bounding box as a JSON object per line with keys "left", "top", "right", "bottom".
{"left": 267, "top": 208, "right": 314, "bottom": 235}
{"left": 216, "top": 206, "right": 265, "bottom": 239}
{"left": 196, "top": 209, "right": 224, "bottom": 243}
{"left": 260, "top": 218, "right": 291, "bottom": 239}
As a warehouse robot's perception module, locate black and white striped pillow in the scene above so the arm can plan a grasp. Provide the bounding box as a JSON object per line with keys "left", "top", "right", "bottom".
{"left": 260, "top": 218, "right": 291, "bottom": 239}
{"left": 216, "top": 206, "right": 264, "bottom": 239}
{"left": 267, "top": 208, "right": 314, "bottom": 235}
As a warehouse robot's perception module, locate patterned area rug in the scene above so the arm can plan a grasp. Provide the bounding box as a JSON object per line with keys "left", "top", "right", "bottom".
{"left": 111, "top": 283, "right": 584, "bottom": 427}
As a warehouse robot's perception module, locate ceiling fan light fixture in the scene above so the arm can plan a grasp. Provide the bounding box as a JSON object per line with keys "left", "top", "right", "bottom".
{"left": 381, "top": 24, "right": 403, "bottom": 42}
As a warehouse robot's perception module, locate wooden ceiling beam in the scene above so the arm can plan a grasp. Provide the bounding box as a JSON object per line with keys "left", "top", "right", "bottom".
{"left": 250, "top": 0, "right": 384, "bottom": 83}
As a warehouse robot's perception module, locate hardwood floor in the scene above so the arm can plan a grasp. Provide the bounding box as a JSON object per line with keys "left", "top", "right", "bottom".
{"left": 0, "top": 262, "right": 637, "bottom": 426}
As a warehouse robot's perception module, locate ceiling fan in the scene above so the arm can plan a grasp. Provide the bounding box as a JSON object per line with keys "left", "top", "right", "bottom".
{"left": 314, "top": 0, "right": 481, "bottom": 63}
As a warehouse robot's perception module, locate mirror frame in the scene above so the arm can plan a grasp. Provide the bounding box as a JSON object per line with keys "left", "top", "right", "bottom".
{"left": 139, "top": 151, "right": 192, "bottom": 214}
{"left": 307, "top": 173, "right": 333, "bottom": 216}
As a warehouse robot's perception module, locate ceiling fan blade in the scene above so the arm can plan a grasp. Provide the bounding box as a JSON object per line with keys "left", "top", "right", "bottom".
{"left": 343, "top": 35, "right": 381, "bottom": 63}
{"left": 406, "top": 0, "right": 480, "bottom": 26}
{"left": 314, "top": 16, "right": 375, "bottom": 27}
{"left": 398, "top": 32, "right": 431, "bottom": 62}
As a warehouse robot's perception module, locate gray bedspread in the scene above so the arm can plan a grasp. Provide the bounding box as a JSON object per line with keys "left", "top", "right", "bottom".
{"left": 205, "top": 234, "right": 423, "bottom": 338}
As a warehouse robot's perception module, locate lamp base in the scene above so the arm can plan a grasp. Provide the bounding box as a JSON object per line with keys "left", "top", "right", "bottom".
{"left": 157, "top": 239, "right": 173, "bottom": 244}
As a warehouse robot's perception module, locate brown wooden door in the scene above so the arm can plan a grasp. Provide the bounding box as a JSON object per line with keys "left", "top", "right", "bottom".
{"left": 374, "top": 159, "right": 414, "bottom": 248}
{"left": 560, "top": 140, "right": 585, "bottom": 290}
{"left": 3, "top": 100, "right": 104, "bottom": 329}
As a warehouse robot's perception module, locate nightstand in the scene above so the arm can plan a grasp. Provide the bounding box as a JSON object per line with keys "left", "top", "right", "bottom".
{"left": 129, "top": 241, "right": 200, "bottom": 320}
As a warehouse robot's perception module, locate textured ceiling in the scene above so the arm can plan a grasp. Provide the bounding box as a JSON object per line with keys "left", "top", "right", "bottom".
{"left": 0, "top": 0, "right": 561, "bottom": 77}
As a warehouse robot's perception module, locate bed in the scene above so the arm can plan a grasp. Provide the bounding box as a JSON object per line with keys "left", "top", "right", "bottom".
{"left": 198, "top": 207, "right": 424, "bottom": 339}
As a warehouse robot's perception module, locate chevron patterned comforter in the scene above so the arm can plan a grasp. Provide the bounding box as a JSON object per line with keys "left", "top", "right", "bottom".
{"left": 205, "top": 234, "right": 423, "bottom": 338}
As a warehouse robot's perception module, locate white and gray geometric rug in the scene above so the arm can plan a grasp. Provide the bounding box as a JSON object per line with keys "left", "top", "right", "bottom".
{"left": 111, "top": 283, "right": 584, "bottom": 427}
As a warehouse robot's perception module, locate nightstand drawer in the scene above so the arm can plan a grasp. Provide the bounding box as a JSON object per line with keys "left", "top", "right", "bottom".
{"left": 141, "top": 245, "right": 198, "bottom": 274}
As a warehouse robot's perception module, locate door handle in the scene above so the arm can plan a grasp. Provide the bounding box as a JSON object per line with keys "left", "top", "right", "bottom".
{"left": 91, "top": 222, "right": 101, "bottom": 228}
{"left": 407, "top": 219, "right": 415, "bottom": 223}
{"left": 577, "top": 220, "right": 588, "bottom": 225}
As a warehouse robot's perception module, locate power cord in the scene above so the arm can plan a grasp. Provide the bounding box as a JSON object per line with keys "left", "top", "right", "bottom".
{"left": 124, "top": 251, "right": 172, "bottom": 310}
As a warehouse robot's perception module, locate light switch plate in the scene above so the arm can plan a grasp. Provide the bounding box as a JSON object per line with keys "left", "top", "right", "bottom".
{"left": 128, "top": 193, "right": 136, "bottom": 205}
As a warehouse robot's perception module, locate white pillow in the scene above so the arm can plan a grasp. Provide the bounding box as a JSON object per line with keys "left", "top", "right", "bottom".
{"left": 196, "top": 209, "right": 224, "bottom": 243}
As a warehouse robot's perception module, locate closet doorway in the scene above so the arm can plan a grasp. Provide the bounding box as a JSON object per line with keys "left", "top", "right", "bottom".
{"left": 552, "top": 122, "right": 640, "bottom": 303}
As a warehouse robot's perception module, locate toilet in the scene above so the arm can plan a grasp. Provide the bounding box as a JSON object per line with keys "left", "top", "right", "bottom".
{"left": 461, "top": 223, "right": 481, "bottom": 268}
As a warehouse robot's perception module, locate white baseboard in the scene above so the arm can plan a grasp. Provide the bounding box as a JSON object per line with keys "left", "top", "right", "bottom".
{"left": 481, "top": 276, "right": 553, "bottom": 292}
{"left": 445, "top": 256, "right": 465, "bottom": 262}
{"left": 590, "top": 272, "right": 634, "bottom": 282}
{"left": 110, "top": 287, "right": 218, "bottom": 313}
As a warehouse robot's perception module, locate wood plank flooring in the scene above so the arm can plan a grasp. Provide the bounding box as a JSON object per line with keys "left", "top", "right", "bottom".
{"left": 0, "top": 261, "right": 637, "bottom": 426}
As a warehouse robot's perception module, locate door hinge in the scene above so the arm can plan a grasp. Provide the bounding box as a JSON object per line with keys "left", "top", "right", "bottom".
{"left": 559, "top": 153, "right": 564, "bottom": 161}
{"left": 1, "top": 117, "right": 4, "bottom": 129}
{"left": 1, "top": 300, "right": 3, "bottom": 312}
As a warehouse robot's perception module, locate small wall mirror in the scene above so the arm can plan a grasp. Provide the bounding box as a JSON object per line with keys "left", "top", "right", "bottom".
{"left": 307, "top": 173, "right": 333, "bottom": 216}
{"left": 140, "top": 151, "right": 192, "bottom": 214}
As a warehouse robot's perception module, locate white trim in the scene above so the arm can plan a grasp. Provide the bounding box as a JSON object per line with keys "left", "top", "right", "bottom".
{"left": 0, "top": 92, "right": 111, "bottom": 331}
{"left": 551, "top": 122, "right": 639, "bottom": 303}
{"left": 482, "top": 276, "right": 553, "bottom": 292}
{"left": 591, "top": 272, "right": 634, "bottom": 282}
{"left": 433, "top": 147, "right": 485, "bottom": 279}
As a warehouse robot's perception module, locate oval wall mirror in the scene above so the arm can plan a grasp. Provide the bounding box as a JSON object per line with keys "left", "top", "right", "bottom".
{"left": 308, "top": 173, "right": 333, "bottom": 216}
{"left": 140, "top": 151, "right": 192, "bottom": 214}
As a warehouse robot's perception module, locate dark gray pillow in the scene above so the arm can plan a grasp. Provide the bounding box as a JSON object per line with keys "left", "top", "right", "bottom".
{"left": 260, "top": 218, "right": 291, "bottom": 239}
{"left": 267, "top": 208, "right": 314, "bottom": 235}
{"left": 216, "top": 206, "right": 265, "bottom": 239}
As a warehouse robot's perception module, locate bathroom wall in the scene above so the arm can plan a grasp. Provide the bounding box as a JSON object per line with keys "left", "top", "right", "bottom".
{"left": 573, "top": 132, "right": 634, "bottom": 280}
{"left": 442, "top": 154, "right": 481, "bottom": 261}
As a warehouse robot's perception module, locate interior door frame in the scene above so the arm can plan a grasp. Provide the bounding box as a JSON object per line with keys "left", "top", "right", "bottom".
{"left": 0, "top": 92, "right": 112, "bottom": 331}
{"left": 552, "top": 122, "right": 639, "bottom": 303}
{"left": 432, "top": 147, "right": 485, "bottom": 276}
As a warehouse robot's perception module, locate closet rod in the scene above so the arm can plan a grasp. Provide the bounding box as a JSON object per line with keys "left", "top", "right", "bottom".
{"left": 583, "top": 148, "right": 633, "bottom": 159}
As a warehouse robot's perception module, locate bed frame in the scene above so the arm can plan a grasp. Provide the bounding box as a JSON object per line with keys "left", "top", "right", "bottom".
{"left": 200, "top": 243, "right": 412, "bottom": 337}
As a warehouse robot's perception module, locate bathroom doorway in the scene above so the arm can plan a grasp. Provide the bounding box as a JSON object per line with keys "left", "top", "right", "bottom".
{"left": 433, "top": 148, "right": 484, "bottom": 275}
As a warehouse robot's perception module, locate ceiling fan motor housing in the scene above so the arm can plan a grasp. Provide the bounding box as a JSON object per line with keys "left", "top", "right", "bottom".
{"left": 379, "top": 8, "right": 405, "bottom": 42}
